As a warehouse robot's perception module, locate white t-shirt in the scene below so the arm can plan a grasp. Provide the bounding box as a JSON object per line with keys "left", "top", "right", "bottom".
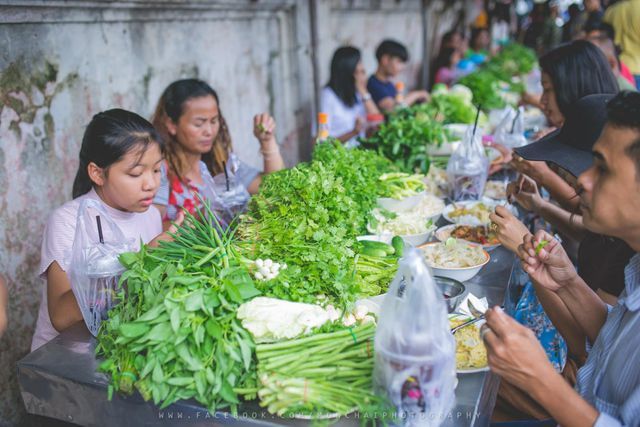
{"left": 320, "top": 87, "right": 366, "bottom": 148}
{"left": 31, "top": 188, "right": 162, "bottom": 351}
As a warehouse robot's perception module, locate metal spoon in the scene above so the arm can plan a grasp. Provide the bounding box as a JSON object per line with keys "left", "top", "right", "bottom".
{"left": 467, "top": 299, "right": 485, "bottom": 318}
{"left": 451, "top": 315, "right": 485, "bottom": 334}
{"left": 451, "top": 300, "right": 486, "bottom": 334}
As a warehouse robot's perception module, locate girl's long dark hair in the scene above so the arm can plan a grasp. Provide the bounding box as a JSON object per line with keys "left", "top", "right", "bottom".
{"left": 72, "top": 109, "right": 162, "bottom": 199}
{"left": 327, "top": 46, "right": 361, "bottom": 107}
{"left": 430, "top": 47, "right": 457, "bottom": 88}
{"left": 152, "top": 79, "right": 232, "bottom": 181}
{"left": 540, "top": 40, "right": 619, "bottom": 116}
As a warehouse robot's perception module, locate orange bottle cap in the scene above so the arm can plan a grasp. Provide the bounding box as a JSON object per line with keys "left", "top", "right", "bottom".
{"left": 318, "top": 112, "right": 329, "bottom": 124}
{"left": 395, "top": 81, "right": 405, "bottom": 91}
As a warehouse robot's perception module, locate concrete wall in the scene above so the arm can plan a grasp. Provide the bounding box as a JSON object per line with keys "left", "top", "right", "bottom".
{"left": 0, "top": 0, "right": 472, "bottom": 424}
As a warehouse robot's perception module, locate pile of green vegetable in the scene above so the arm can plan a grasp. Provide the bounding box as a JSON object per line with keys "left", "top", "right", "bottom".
{"left": 245, "top": 322, "right": 388, "bottom": 417}
{"left": 97, "top": 141, "right": 410, "bottom": 420}
{"left": 458, "top": 42, "right": 537, "bottom": 110}
{"left": 355, "top": 238, "right": 403, "bottom": 297}
{"left": 312, "top": 141, "right": 396, "bottom": 220}
{"left": 238, "top": 140, "right": 400, "bottom": 308}
{"left": 97, "top": 208, "right": 262, "bottom": 414}
{"left": 457, "top": 70, "right": 507, "bottom": 110}
{"left": 490, "top": 43, "right": 537, "bottom": 77}
{"left": 430, "top": 84, "right": 479, "bottom": 125}
{"left": 361, "top": 103, "right": 447, "bottom": 173}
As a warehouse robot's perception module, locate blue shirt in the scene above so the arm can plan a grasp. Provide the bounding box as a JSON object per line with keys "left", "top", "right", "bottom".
{"left": 367, "top": 75, "right": 396, "bottom": 105}
{"left": 576, "top": 253, "right": 640, "bottom": 426}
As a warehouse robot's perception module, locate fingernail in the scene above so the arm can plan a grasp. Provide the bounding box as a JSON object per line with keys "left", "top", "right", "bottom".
{"left": 495, "top": 306, "right": 504, "bottom": 313}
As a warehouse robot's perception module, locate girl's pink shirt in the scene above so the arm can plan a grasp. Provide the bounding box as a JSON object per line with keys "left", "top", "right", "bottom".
{"left": 31, "top": 188, "right": 162, "bottom": 351}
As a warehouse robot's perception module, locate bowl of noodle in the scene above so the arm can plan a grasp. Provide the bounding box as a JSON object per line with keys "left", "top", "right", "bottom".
{"left": 418, "top": 239, "right": 490, "bottom": 282}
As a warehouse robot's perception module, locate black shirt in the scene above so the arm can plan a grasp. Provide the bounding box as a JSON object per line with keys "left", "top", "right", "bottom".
{"left": 578, "top": 231, "right": 636, "bottom": 297}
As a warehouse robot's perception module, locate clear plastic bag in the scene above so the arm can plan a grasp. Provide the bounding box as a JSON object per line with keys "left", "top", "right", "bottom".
{"left": 204, "top": 153, "right": 251, "bottom": 227}
{"left": 68, "top": 199, "right": 136, "bottom": 336}
{"left": 374, "top": 248, "right": 456, "bottom": 426}
{"left": 494, "top": 106, "right": 527, "bottom": 149}
{"left": 446, "top": 126, "right": 489, "bottom": 201}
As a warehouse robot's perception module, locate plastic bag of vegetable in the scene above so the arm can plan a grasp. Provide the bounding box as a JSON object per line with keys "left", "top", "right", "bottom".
{"left": 68, "top": 199, "right": 135, "bottom": 336}
{"left": 206, "top": 153, "right": 251, "bottom": 227}
{"left": 446, "top": 125, "right": 489, "bottom": 201}
{"left": 373, "top": 248, "right": 456, "bottom": 426}
{"left": 494, "top": 106, "right": 527, "bottom": 148}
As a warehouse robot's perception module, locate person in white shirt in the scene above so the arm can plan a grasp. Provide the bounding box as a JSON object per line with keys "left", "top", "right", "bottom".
{"left": 320, "top": 46, "right": 381, "bottom": 148}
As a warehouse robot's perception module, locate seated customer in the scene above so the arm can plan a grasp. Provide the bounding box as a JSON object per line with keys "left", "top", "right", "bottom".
{"left": 512, "top": 40, "right": 620, "bottom": 213}
{"left": 483, "top": 91, "right": 640, "bottom": 426}
{"left": 439, "top": 30, "right": 464, "bottom": 53}
{"left": 320, "top": 46, "right": 381, "bottom": 148}
{"left": 589, "top": 34, "right": 638, "bottom": 91}
{"left": 367, "top": 39, "right": 429, "bottom": 113}
{"left": 432, "top": 47, "right": 462, "bottom": 87}
{"left": 467, "top": 27, "right": 490, "bottom": 63}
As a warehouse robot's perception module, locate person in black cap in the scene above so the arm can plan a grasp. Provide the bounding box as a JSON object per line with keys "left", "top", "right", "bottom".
{"left": 492, "top": 94, "right": 613, "bottom": 254}
{"left": 483, "top": 90, "right": 640, "bottom": 427}
{"left": 515, "top": 40, "right": 619, "bottom": 212}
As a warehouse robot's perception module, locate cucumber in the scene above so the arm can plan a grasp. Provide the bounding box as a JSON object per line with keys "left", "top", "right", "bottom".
{"left": 391, "top": 236, "right": 404, "bottom": 257}
{"left": 358, "top": 247, "right": 389, "bottom": 258}
{"left": 358, "top": 240, "right": 395, "bottom": 255}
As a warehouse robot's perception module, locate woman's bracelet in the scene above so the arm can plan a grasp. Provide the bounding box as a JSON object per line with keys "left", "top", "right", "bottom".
{"left": 260, "top": 146, "right": 281, "bottom": 160}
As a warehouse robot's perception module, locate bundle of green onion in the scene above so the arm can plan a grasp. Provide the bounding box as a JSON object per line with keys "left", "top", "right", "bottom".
{"left": 247, "top": 323, "right": 385, "bottom": 417}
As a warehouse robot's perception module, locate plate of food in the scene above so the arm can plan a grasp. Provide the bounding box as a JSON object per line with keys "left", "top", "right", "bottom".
{"left": 483, "top": 180, "right": 508, "bottom": 200}
{"left": 449, "top": 314, "right": 489, "bottom": 373}
{"left": 435, "top": 224, "right": 501, "bottom": 251}
{"left": 368, "top": 194, "right": 445, "bottom": 246}
{"left": 442, "top": 201, "right": 495, "bottom": 226}
{"left": 418, "top": 239, "right": 490, "bottom": 282}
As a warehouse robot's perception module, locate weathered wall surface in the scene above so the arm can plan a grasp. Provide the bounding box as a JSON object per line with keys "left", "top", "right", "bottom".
{"left": 316, "top": 0, "right": 425, "bottom": 91}
{"left": 0, "top": 0, "right": 473, "bottom": 424}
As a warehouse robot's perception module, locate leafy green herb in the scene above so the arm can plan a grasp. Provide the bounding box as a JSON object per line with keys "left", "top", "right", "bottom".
{"left": 96, "top": 206, "right": 261, "bottom": 414}
{"left": 237, "top": 141, "right": 399, "bottom": 307}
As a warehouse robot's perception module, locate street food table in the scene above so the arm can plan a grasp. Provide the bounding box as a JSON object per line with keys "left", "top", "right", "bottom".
{"left": 18, "top": 247, "right": 515, "bottom": 427}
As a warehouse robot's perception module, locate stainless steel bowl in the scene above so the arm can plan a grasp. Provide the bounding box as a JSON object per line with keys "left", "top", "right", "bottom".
{"left": 435, "top": 276, "right": 466, "bottom": 313}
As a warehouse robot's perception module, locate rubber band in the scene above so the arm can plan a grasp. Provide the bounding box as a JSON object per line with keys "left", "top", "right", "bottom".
{"left": 366, "top": 340, "right": 372, "bottom": 358}
{"left": 121, "top": 371, "right": 137, "bottom": 382}
{"left": 348, "top": 327, "right": 357, "bottom": 344}
{"left": 303, "top": 379, "right": 308, "bottom": 403}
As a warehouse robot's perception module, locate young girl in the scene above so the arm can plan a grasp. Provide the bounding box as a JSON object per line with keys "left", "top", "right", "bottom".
{"left": 31, "top": 109, "right": 177, "bottom": 351}
{"left": 320, "top": 46, "right": 381, "bottom": 147}
{"left": 151, "top": 79, "right": 285, "bottom": 226}
{"left": 432, "top": 47, "right": 462, "bottom": 87}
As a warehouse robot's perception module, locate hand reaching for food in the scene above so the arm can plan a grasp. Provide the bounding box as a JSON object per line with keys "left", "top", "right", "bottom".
{"left": 507, "top": 174, "right": 544, "bottom": 213}
{"left": 489, "top": 205, "right": 530, "bottom": 254}
{"left": 482, "top": 306, "right": 556, "bottom": 391}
